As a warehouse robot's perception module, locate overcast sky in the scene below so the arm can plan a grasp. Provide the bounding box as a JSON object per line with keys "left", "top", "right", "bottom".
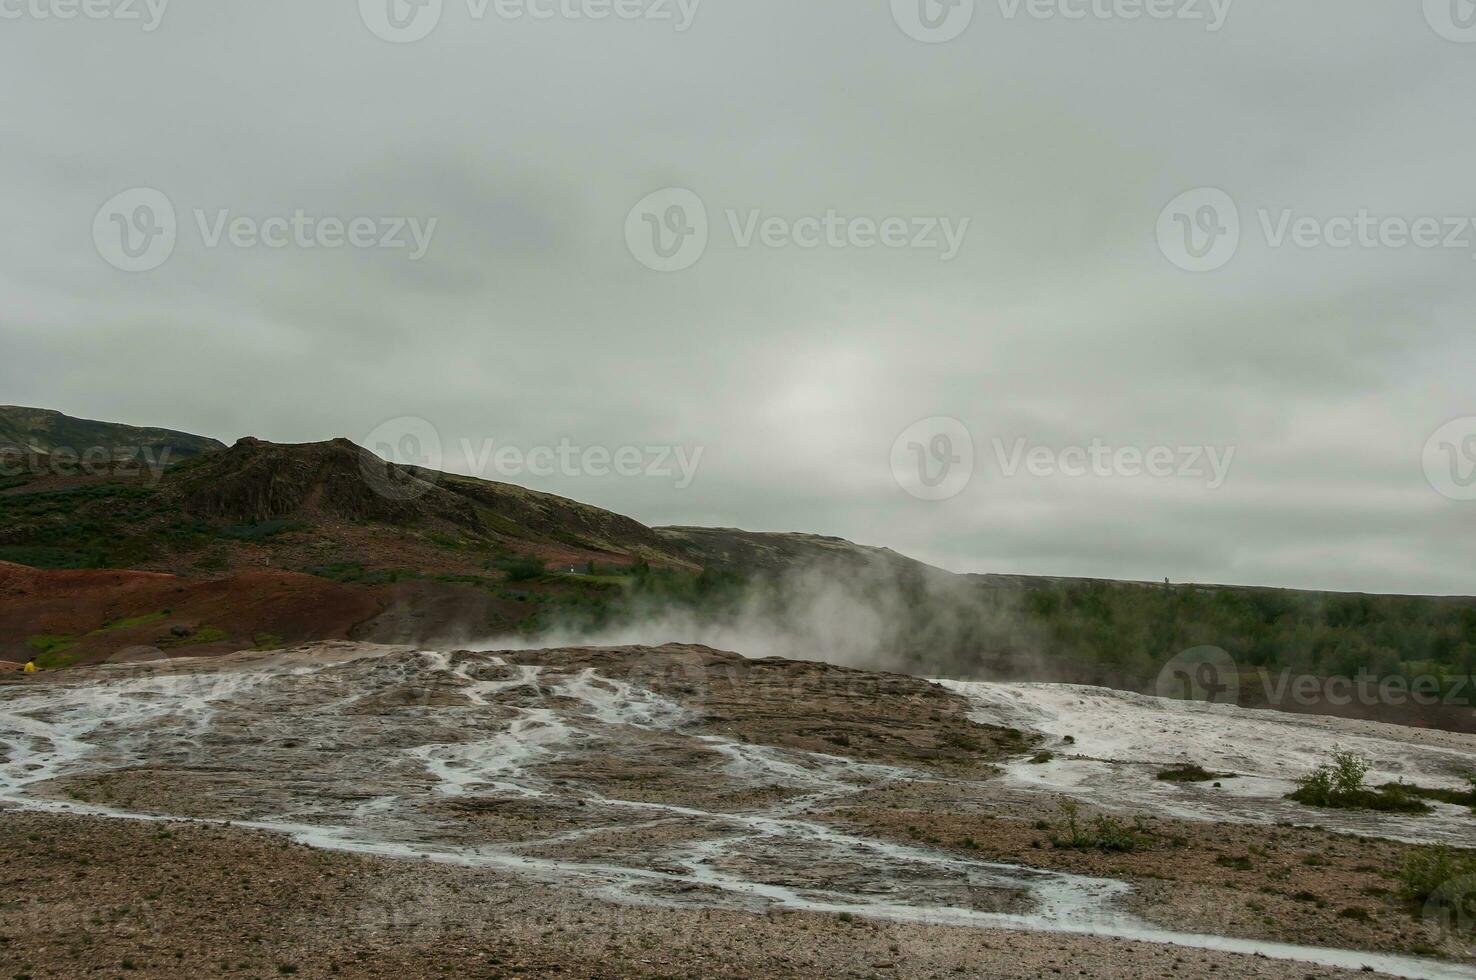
{"left": 3, "top": 0, "right": 1474, "bottom": 595}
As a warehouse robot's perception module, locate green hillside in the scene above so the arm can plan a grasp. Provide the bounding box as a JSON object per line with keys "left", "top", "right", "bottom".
{"left": 0, "top": 406, "right": 225, "bottom": 459}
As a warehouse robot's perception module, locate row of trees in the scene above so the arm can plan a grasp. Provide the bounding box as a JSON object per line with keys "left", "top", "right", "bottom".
{"left": 1019, "top": 580, "right": 1476, "bottom": 685}
{"left": 534, "top": 563, "right": 1476, "bottom": 690}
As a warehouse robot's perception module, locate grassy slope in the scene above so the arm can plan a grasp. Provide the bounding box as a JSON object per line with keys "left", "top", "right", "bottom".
{"left": 0, "top": 405, "right": 225, "bottom": 458}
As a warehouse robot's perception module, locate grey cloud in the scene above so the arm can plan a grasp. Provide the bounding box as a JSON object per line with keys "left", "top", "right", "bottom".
{"left": 2, "top": 0, "right": 1474, "bottom": 594}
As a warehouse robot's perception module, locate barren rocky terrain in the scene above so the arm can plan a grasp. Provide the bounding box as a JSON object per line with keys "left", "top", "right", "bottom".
{"left": 0, "top": 642, "right": 1472, "bottom": 978}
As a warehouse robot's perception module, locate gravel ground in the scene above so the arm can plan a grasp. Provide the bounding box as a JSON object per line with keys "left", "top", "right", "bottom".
{"left": 0, "top": 810, "right": 1408, "bottom": 980}
{"left": 819, "top": 787, "right": 1476, "bottom": 962}
{"left": 1, "top": 644, "right": 1472, "bottom": 979}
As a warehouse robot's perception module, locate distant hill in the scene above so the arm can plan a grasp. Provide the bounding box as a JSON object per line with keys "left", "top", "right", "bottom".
{"left": 0, "top": 425, "right": 698, "bottom": 665}
{"left": 655, "top": 526, "right": 931, "bottom": 575}
{"left": 0, "top": 406, "right": 225, "bottom": 460}
{"left": 0, "top": 430, "right": 695, "bottom": 576}
{"left": 0, "top": 407, "right": 1471, "bottom": 736}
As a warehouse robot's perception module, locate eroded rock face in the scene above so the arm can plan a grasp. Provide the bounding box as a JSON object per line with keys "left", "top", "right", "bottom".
{"left": 176, "top": 437, "right": 475, "bottom": 527}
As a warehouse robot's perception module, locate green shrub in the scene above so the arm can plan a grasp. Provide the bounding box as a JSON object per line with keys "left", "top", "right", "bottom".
{"left": 1287, "top": 751, "right": 1432, "bottom": 814}
{"left": 501, "top": 556, "right": 546, "bottom": 583}
{"left": 1157, "top": 764, "right": 1221, "bottom": 783}
{"left": 100, "top": 612, "right": 168, "bottom": 632}
{"left": 162, "top": 627, "right": 228, "bottom": 649}
{"left": 1330, "top": 750, "right": 1370, "bottom": 794}
{"left": 1398, "top": 848, "right": 1476, "bottom": 934}
{"left": 1293, "top": 765, "right": 1336, "bottom": 806}
{"left": 305, "top": 563, "right": 419, "bottom": 586}
{"left": 219, "top": 519, "right": 303, "bottom": 542}
{"left": 1088, "top": 814, "right": 1149, "bottom": 853}
{"left": 943, "top": 731, "right": 983, "bottom": 752}
{"left": 1398, "top": 848, "right": 1476, "bottom": 905}
{"left": 1048, "top": 800, "right": 1149, "bottom": 853}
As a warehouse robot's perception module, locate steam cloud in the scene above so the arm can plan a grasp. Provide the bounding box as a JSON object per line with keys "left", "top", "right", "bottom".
{"left": 482, "top": 560, "right": 1057, "bottom": 681}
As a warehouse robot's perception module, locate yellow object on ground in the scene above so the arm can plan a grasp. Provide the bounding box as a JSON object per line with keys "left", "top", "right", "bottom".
{"left": 23, "top": 661, "right": 37, "bottom": 673}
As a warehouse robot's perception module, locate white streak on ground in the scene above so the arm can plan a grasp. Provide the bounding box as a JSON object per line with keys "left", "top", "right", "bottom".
{"left": 0, "top": 648, "right": 1470, "bottom": 980}
{"left": 943, "top": 680, "right": 1476, "bottom": 847}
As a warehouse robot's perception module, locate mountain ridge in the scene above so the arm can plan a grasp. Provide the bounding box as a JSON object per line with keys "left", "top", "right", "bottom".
{"left": 0, "top": 405, "right": 225, "bottom": 460}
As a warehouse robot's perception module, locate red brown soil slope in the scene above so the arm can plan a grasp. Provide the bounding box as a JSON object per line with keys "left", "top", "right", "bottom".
{"left": 0, "top": 561, "right": 384, "bottom": 664}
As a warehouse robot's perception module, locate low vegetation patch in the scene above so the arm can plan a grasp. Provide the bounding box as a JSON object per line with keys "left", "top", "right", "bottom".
{"left": 219, "top": 519, "right": 303, "bottom": 542}
{"left": 0, "top": 544, "right": 95, "bottom": 569}
{"left": 498, "top": 555, "right": 547, "bottom": 583}
{"left": 305, "top": 563, "right": 420, "bottom": 586}
{"left": 1380, "top": 777, "right": 1476, "bottom": 811}
{"left": 100, "top": 611, "right": 169, "bottom": 632}
{"left": 1047, "top": 800, "right": 1150, "bottom": 853}
{"left": 1398, "top": 847, "right": 1476, "bottom": 932}
{"left": 160, "top": 627, "right": 229, "bottom": 649}
{"left": 1156, "top": 764, "right": 1229, "bottom": 783}
{"left": 942, "top": 731, "right": 984, "bottom": 752}
{"left": 1286, "top": 751, "right": 1433, "bottom": 815}
{"left": 25, "top": 634, "right": 81, "bottom": 669}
